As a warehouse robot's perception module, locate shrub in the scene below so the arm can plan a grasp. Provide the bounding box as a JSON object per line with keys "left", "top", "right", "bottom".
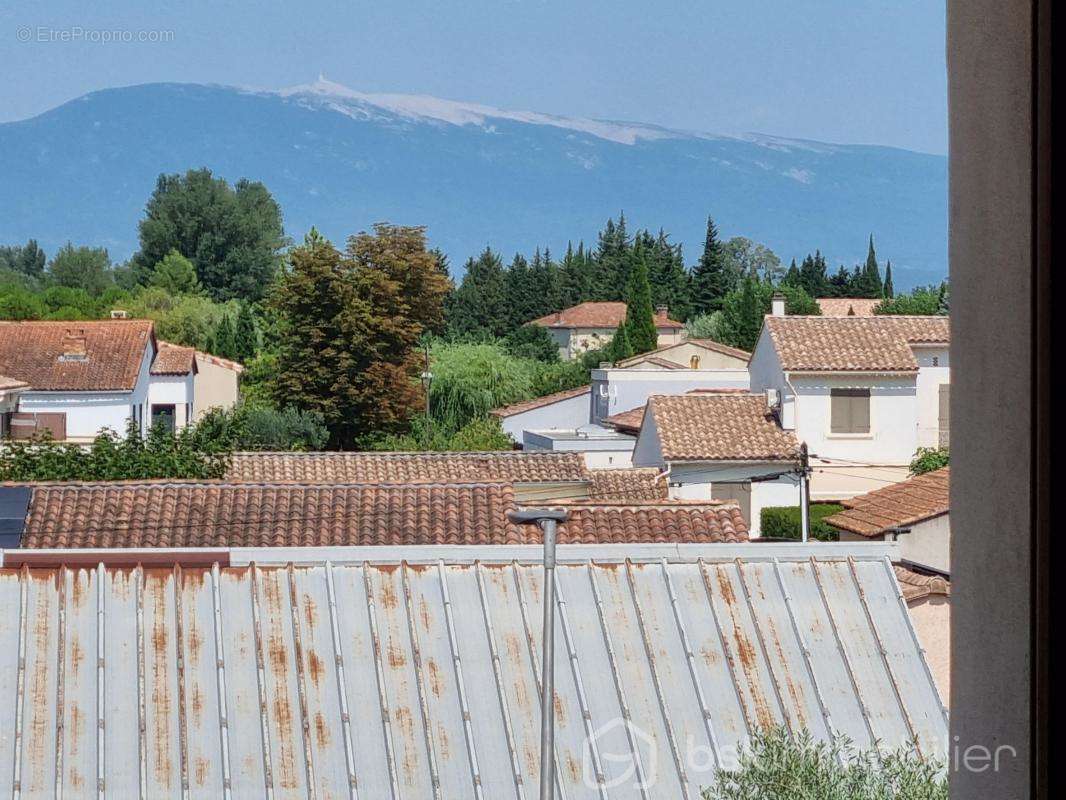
{"left": 760, "top": 503, "right": 843, "bottom": 541}
{"left": 194, "top": 403, "right": 328, "bottom": 451}
{"left": 370, "top": 415, "right": 513, "bottom": 452}
{"left": 503, "top": 324, "right": 559, "bottom": 362}
{"left": 0, "top": 288, "right": 45, "bottom": 320}
{"left": 702, "top": 727, "right": 947, "bottom": 800}
{"left": 429, "top": 341, "right": 536, "bottom": 433}
{"left": 910, "top": 446, "right": 949, "bottom": 475}
{"left": 0, "top": 420, "right": 229, "bottom": 482}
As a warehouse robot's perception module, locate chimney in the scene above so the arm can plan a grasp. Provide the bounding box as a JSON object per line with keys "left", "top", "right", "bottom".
{"left": 110, "top": 309, "right": 129, "bottom": 319}
{"left": 771, "top": 292, "right": 786, "bottom": 317}
{"left": 59, "top": 329, "right": 88, "bottom": 361}
{"left": 655, "top": 304, "right": 669, "bottom": 319}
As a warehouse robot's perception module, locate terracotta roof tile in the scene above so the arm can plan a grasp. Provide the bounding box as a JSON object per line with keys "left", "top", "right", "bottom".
{"left": 825, "top": 467, "right": 949, "bottom": 537}
{"left": 195, "top": 351, "right": 245, "bottom": 373}
{"left": 584, "top": 468, "right": 668, "bottom": 502}
{"left": 226, "top": 450, "right": 592, "bottom": 483}
{"left": 893, "top": 563, "right": 950, "bottom": 602}
{"left": 764, "top": 315, "right": 949, "bottom": 372}
{"left": 615, "top": 338, "right": 750, "bottom": 367}
{"left": 0, "top": 320, "right": 154, "bottom": 391}
{"left": 20, "top": 481, "right": 747, "bottom": 548}
{"left": 151, "top": 342, "right": 197, "bottom": 375}
{"left": 532, "top": 302, "right": 683, "bottom": 329}
{"left": 491, "top": 385, "right": 589, "bottom": 418}
{"left": 603, "top": 406, "right": 645, "bottom": 434}
{"left": 0, "top": 374, "right": 29, "bottom": 392}
{"left": 647, "top": 394, "right": 800, "bottom": 462}
{"left": 816, "top": 298, "right": 881, "bottom": 316}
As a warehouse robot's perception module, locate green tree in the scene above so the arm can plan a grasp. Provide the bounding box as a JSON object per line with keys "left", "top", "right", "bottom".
{"left": 605, "top": 321, "right": 634, "bottom": 362}
{"left": 447, "top": 247, "right": 510, "bottom": 338}
{"left": 234, "top": 302, "right": 259, "bottom": 363}
{"left": 504, "top": 324, "right": 560, "bottom": 362}
{"left": 271, "top": 225, "right": 450, "bottom": 448}
{"left": 722, "top": 236, "right": 783, "bottom": 283}
{"left": 590, "top": 214, "right": 631, "bottom": 300}
{"left": 644, "top": 229, "right": 691, "bottom": 322}
{"left": 0, "top": 289, "right": 45, "bottom": 320}
{"left": 133, "top": 168, "right": 286, "bottom": 302}
{"left": 690, "top": 216, "right": 735, "bottom": 314}
{"left": 623, "top": 252, "right": 658, "bottom": 354}
{"left": 798, "top": 251, "right": 830, "bottom": 297}
{"left": 875, "top": 285, "right": 944, "bottom": 315}
{"left": 719, "top": 276, "right": 764, "bottom": 351}
{"left": 149, "top": 250, "right": 200, "bottom": 294}
{"left": 0, "top": 239, "right": 46, "bottom": 277}
{"left": 212, "top": 314, "right": 237, "bottom": 360}
{"left": 883, "top": 260, "right": 895, "bottom": 298}
{"left": 558, "top": 241, "right": 594, "bottom": 306}
{"left": 855, "top": 234, "right": 884, "bottom": 298}
{"left": 47, "top": 243, "right": 114, "bottom": 295}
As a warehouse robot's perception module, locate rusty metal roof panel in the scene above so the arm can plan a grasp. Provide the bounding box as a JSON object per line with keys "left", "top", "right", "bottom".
{"left": 0, "top": 548, "right": 947, "bottom": 798}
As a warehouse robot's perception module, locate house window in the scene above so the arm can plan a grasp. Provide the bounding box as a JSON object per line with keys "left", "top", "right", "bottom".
{"left": 830, "top": 388, "right": 870, "bottom": 434}
{"left": 151, "top": 404, "right": 176, "bottom": 434}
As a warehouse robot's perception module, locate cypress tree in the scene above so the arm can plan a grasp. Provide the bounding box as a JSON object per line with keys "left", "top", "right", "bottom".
{"left": 234, "top": 302, "right": 258, "bottom": 363}
{"left": 883, "top": 260, "right": 895, "bottom": 298}
{"left": 213, "top": 314, "right": 237, "bottom": 360}
{"left": 861, "top": 235, "right": 884, "bottom": 298}
{"left": 783, "top": 258, "right": 801, "bottom": 287}
{"left": 690, "top": 216, "right": 734, "bottom": 314}
{"left": 623, "top": 252, "right": 658, "bottom": 354}
{"left": 605, "top": 321, "right": 634, "bottom": 362}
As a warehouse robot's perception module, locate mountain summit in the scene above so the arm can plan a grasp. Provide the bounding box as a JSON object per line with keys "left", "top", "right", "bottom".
{"left": 0, "top": 81, "right": 946, "bottom": 284}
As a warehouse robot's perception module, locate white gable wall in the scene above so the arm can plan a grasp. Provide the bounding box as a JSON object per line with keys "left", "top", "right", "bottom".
{"left": 498, "top": 390, "right": 591, "bottom": 442}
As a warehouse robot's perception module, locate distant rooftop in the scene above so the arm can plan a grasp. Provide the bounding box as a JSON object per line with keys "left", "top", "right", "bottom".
{"left": 532, "top": 301, "right": 683, "bottom": 329}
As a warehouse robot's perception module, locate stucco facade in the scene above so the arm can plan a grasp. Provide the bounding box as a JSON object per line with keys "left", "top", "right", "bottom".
{"left": 907, "top": 595, "right": 951, "bottom": 702}
{"left": 192, "top": 354, "right": 241, "bottom": 420}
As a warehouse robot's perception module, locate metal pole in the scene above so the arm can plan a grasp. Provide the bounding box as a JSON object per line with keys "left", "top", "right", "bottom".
{"left": 507, "top": 508, "right": 569, "bottom": 800}
{"left": 799, "top": 442, "right": 811, "bottom": 543}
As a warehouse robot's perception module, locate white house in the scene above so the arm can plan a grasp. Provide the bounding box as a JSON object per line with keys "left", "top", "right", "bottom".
{"left": 0, "top": 321, "right": 240, "bottom": 442}
{"left": 632, "top": 392, "right": 802, "bottom": 536}
{"left": 531, "top": 301, "right": 685, "bottom": 360}
{"left": 748, "top": 312, "right": 950, "bottom": 499}
{"left": 614, "top": 338, "right": 750, "bottom": 371}
{"left": 0, "top": 375, "right": 28, "bottom": 439}
{"left": 590, "top": 364, "right": 750, "bottom": 425}
{"left": 825, "top": 466, "right": 950, "bottom": 573}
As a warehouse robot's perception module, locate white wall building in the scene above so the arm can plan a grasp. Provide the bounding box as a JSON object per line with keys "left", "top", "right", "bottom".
{"left": 748, "top": 313, "right": 950, "bottom": 499}
{"left": 0, "top": 322, "right": 240, "bottom": 442}
{"left": 632, "top": 393, "right": 802, "bottom": 536}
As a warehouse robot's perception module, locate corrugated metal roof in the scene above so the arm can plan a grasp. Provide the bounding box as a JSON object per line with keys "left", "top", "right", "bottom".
{"left": 0, "top": 544, "right": 946, "bottom": 798}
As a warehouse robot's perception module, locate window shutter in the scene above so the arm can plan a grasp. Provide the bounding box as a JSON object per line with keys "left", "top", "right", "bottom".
{"left": 831, "top": 389, "right": 870, "bottom": 433}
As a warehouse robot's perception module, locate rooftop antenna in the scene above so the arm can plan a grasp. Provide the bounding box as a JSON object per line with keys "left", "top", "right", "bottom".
{"left": 507, "top": 508, "right": 570, "bottom": 800}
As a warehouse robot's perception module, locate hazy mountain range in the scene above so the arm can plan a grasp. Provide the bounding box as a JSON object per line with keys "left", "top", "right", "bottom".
{"left": 0, "top": 79, "right": 948, "bottom": 287}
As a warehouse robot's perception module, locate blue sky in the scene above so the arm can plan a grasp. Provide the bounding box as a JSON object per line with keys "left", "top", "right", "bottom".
{"left": 1, "top": 0, "right": 947, "bottom": 154}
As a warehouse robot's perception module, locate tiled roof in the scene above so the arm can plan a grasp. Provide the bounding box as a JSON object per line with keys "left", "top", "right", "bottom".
{"left": 764, "top": 315, "right": 950, "bottom": 372}
{"left": 20, "top": 481, "right": 747, "bottom": 548}
{"left": 532, "top": 301, "right": 683, "bottom": 329}
{"left": 195, "top": 350, "right": 245, "bottom": 373}
{"left": 816, "top": 298, "right": 881, "bottom": 316}
{"left": 151, "top": 341, "right": 197, "bottom": 375}
{"left": 825, "top": 467, "right": 950, "bottom": 537}
{"left": 225, "top": 450, "right": 592, "bottom": 483}
{"left": 893, "top": 563, "right": 951, "bottom": 602}
{"left": 603, "top": 405, "right": 645, "bottom": 434}
{"left": 646, "top": 393, "right": 800, "bottom": 462}
{"left": 585, "top": 467, "right": 668, "bottom": 502}
{"left": 616, "top": 338, "right": 750, "bottom": 368}
{"left": 0, "top": 375, "right": 28, "bottom": 392}
{"left": 0, "top": 320, "right": 154, "bottom": 391}
{"left": 490, "top": 385, "right": 589, "bottom": 418}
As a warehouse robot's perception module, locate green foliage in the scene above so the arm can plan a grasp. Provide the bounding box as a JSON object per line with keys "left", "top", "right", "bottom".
{"left": 503, "top": 324, "right": 560, "bottom": 363}
{"left": 760, "top": 504, "right": 843, "bottom": 541}
{"left": 133, "top": 168, "right": 286, "bottom": 302}
{"left": 604, "top": 321, "right": 634, "bottom": 362}
{"left": 529, "top": 357, "right": 593, "bottom": 396}
{"left": 213, "top": 314, "right": 238, "bottom": 360}
{"left": 690, "top": 216, "right": 734, "bottom": 314}
{"left": 797, "top": 251, "right": 830, "bottom": 297}
{"left": 427, "top": 341, "right": 535, "bottom": 433}
{"left": 47, "top": 242, "right": 114, "bottom": 295}
{"left": 126, "top": 289, "right": 236, "bottom": 351}
{"left": 447, "top": 247, "right": 510, "bottom": 339}
{"left": 270, "top": 225, "right": 451, "bottom": 448}
{"left": 0, "top": 239, "right": 47, "bottom": 277}
{"left": 149, "top": 250, "right": 200, "bottom": 294}
{"left": 702, "top": 728, "right": 947, "bottom": 800}
{"left": 0, "top": 420, "right": 229, "bottom": 482}
{"left": 875, "top": 284, "right": 947, "bottom": 316}
{"left": 194, "top": 403, "right": 328, "bottom": 451}
{"left": 722, "top": 236, "right": 783, "bottom": 283}
{"left": 718, "top": 280, "right": 819, "bottom": 351}
{"left": 233, "top": 302, "right": 259, "bottom": 363}
{"left": 685, "top": 311, "right": 728, "bottom": 342}
{"left": 623, "top": 253, "right": 658, "bottom": 353}
{"left": 910, "top": 447, "right": 949, "bottom": 475}
{"left": 0, "top": 288, "right": 46, "bottom": 320}
{"left": 371, "top": 415, "right": 513, "bottom": 452}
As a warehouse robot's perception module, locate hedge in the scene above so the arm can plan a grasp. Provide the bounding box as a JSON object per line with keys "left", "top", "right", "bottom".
{"left": 760, "top": 503, "right": 843, "bottom": 542}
